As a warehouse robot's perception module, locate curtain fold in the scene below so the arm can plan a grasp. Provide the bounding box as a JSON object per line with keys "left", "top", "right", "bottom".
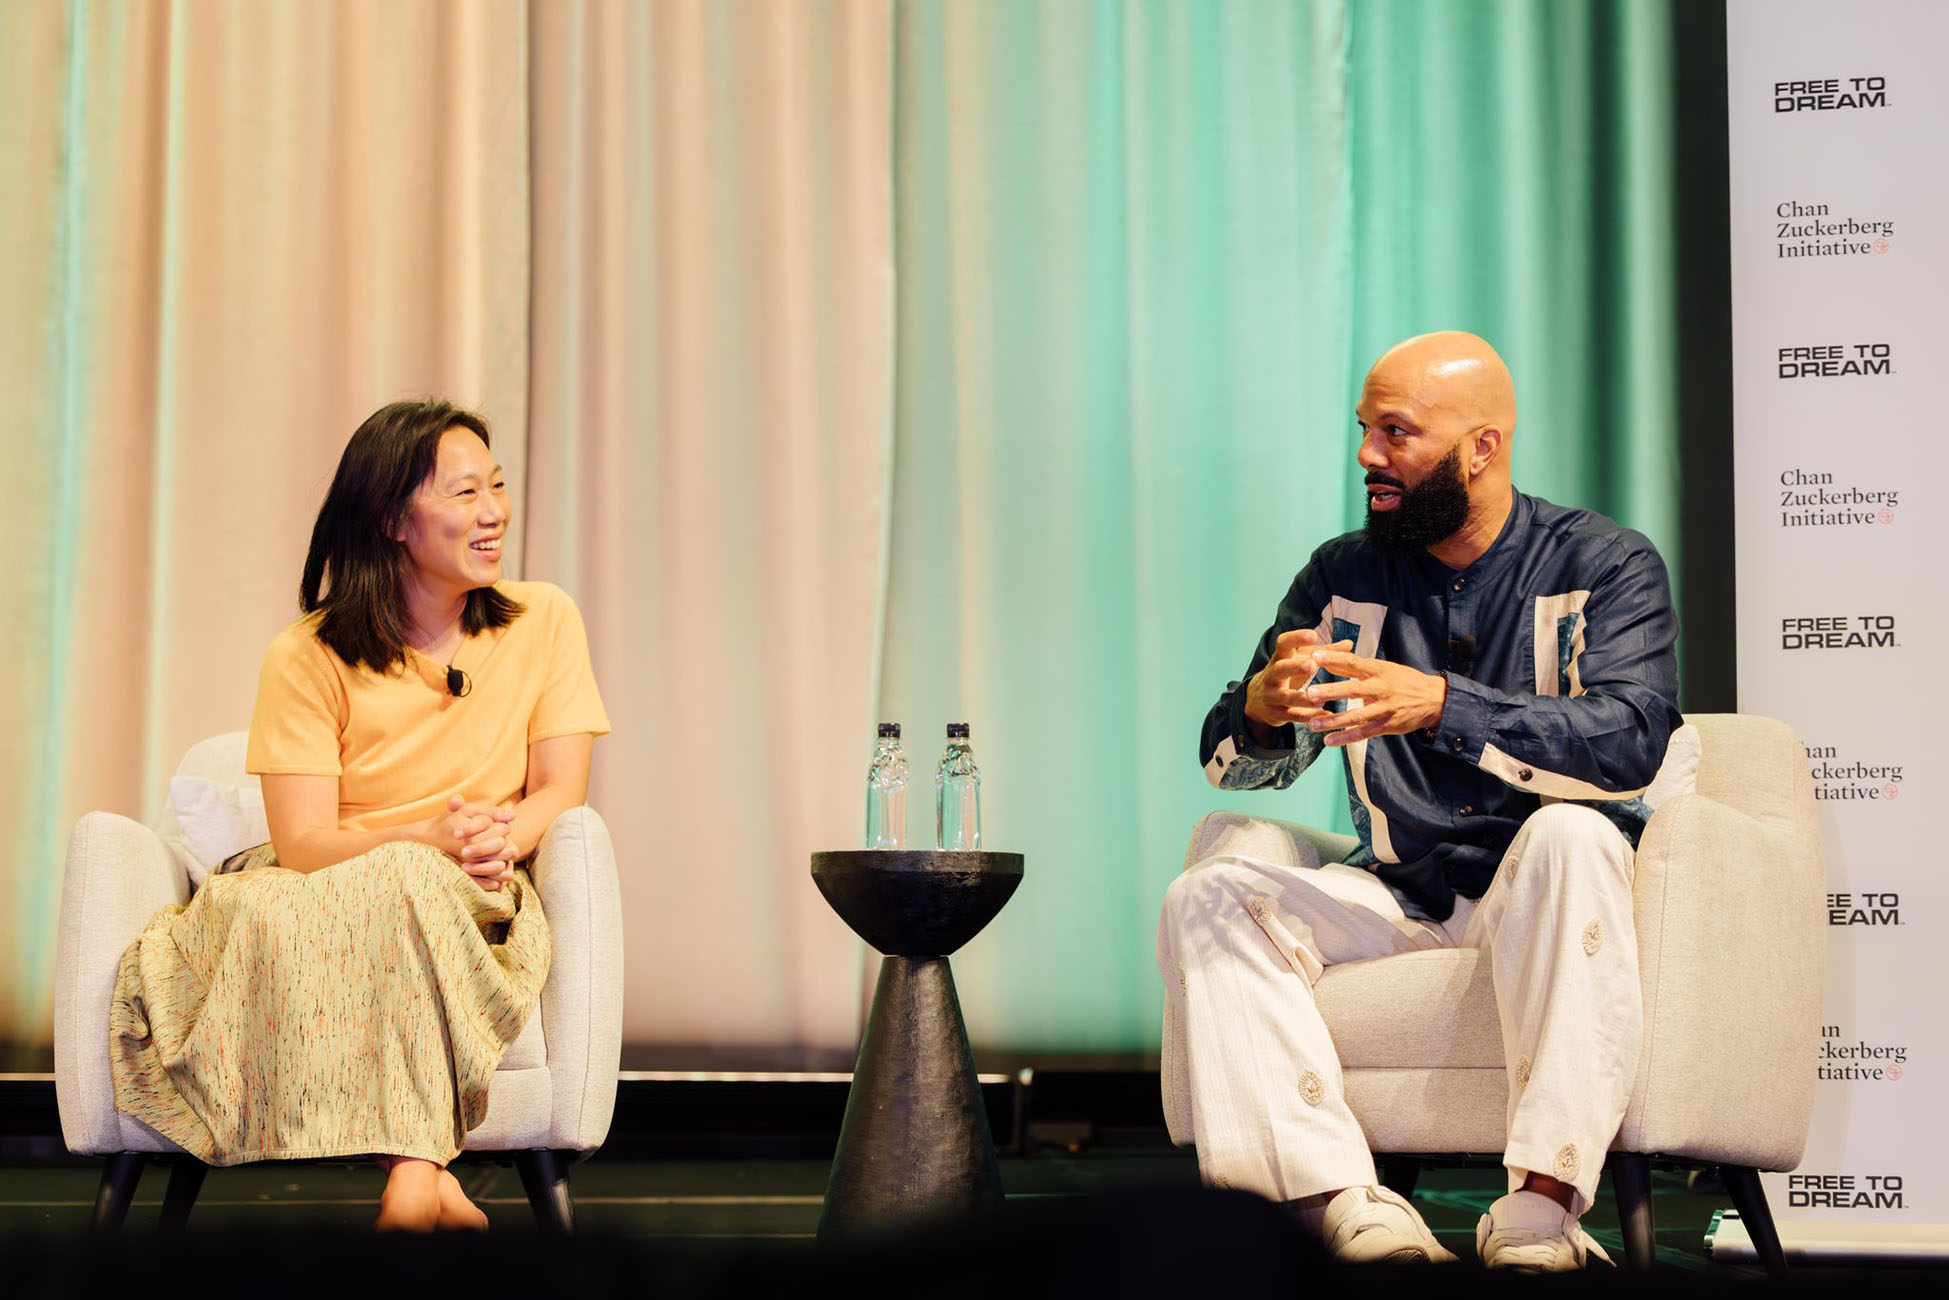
{"left": 525, "top": 0, "right": 894, "bottom": 1057}
{"left": 886, "top": 0, "right": 1355, "bottom": 1054}
{"left": 0, "top": 0, "right": 530, "bottom": 1040}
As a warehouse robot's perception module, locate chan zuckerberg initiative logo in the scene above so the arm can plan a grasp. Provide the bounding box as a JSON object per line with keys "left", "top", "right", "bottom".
{"left": 1778, "top": 468, "right": 1897, "bottom": 528}
{"left": 1780, "top": 616, "right": 1897, "bottom": 649}
{"left": 1804, "top": 741, "right": 1903, "bottom": 804}
{"left": 1818, "top": 1025, "right": 1908, "bottom": 1083}
{"left": 1773, "top": 77, "right": 1888, "bottom": 113}
{"left": 1776, "top": 200, "right": 1893, "bottom": 259}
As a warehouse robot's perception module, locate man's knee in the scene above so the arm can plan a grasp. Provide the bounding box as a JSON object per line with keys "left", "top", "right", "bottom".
{"left": 1512, "top": 802, "right": 1634, "bottom": 890}
{"left": 1161, "top": 854, "right": 1262, "bottom": 927}
{"left": 1184, "top": 810, "right": 1319, "bottom": 874}
{"left": 1525, "top": 801, "right": 1630, "bottom": 851}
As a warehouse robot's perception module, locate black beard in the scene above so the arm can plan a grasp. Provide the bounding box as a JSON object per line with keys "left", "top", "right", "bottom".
{"left": 1365, "top": 445, "right": 1471, "bottom": 556}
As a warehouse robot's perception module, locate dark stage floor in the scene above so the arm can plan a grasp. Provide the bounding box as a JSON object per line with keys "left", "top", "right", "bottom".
{"left": 4, "top": 1071, "right": 1942, "bottom": 1293}
{"left": 2, "top": 1150, "right": 1729, "bottom": 1259}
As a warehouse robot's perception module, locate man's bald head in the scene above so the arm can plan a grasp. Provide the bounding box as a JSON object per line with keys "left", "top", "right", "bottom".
{"left": 1354, "top": 331, "right": 1519, "bottom": 566}
{"left": 1363, "top": 331, "right": 1517, "bottom": 439}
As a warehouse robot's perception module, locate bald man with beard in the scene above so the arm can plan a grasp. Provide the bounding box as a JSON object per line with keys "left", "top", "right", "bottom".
{"left": 1159, "top": 332, "right": 1681, "bottom": 1271}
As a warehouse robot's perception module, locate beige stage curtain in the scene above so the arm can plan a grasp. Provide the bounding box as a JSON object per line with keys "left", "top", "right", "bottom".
{"left": 0, "top": 0, "right": 531, "bottom": 1039}
{"left": 526, "top": 0, "right": 893, "bottom": 1058}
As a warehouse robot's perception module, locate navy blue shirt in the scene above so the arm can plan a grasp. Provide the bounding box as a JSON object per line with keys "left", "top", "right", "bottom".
{"left": 1200, "top": 491, "right": 1682, "bottom": 921}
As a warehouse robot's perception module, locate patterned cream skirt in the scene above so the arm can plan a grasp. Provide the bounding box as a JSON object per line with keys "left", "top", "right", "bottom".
{"left": 109, "top": 840, "right": 550, "bottom": 1166}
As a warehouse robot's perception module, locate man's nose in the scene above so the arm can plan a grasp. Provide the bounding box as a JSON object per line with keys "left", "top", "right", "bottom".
{"left": 1356, "top": 436, "right": 1386, "bottom": 470}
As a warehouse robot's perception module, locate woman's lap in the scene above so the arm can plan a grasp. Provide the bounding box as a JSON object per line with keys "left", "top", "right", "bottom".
{"left": 109, "top": 839, "right": 550, "bottom": 1166}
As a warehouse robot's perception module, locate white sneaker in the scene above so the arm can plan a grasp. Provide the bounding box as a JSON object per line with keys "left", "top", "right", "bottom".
{"left": 1475, "top": 1190, "right": 1615, "bottom": 1272}
{"left": 1319, "top": 1185, "right": 1459, "bottom": 1264}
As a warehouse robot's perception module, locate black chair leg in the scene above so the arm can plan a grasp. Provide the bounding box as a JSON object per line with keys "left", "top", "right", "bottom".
{"left": 515, "top": 1149, "right": 575, "bottom": 1233}
{"left": 1608, "top": 1152, "right": 1656, "bottom": 1270}
{"left": 1721, "top": 1164, "right": 1789, "bottom": 1281}
{"left": 159, "top": 1158, "right": 209, "bottom": 1232}
{"left": 1378, "top": 1157, "right": 1421, "bottom": 1201}
{"left": 92, "top": 1153, "right": 146, "bottom": 1233}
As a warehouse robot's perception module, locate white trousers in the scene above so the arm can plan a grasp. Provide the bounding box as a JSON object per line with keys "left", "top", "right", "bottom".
{"left": 1156, "top": 803, "right": 1642, "bottom": 1215}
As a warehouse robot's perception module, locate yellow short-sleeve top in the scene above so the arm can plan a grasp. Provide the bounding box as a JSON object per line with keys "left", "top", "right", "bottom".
{"left": 245, "top": 580, "right": 610, "bottom": 831}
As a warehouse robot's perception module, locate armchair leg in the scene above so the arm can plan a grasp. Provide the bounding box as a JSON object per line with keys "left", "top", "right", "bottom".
{"left": 515, "top": 1149, "right": 575, "bottom": 1234}
{"left": 1608, "top": 1152, "right": 1656, "bottom": 1270}
{"left": 159, "top": 1158, "right": 209, "bottom": 1232}
{"left": 1378, "top": 1157, "right": 1421, "bottom": 1201}
{"left": 92, "top": 1153, "right": 146, "bottom": 1233}
{"left": 1720, "top": 1164, "right": 1788, "bottom": 1281}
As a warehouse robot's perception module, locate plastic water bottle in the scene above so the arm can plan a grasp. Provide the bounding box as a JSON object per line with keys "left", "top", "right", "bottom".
{"left": 936, "top": 723, "right": 981, "bottom": 851}
{"left": 864, "top": 723, "right": 908, "bottom": 849}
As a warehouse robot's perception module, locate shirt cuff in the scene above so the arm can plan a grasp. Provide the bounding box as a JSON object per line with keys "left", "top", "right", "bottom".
{"left": 1422, "top": 672, "right": 1492, "bottom": 764}
{"left": 1231, "top": 689, "right": 1298, "bottom": 759}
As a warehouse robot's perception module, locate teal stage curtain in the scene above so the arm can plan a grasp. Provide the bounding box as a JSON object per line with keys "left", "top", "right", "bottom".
{"left": 884, "top": 0, "right": 1688, "bottom": 1054}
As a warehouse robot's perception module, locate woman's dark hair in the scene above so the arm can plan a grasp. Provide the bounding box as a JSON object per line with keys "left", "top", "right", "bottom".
{"left": 300, "top": 400, "right": 524, "bottom": 672}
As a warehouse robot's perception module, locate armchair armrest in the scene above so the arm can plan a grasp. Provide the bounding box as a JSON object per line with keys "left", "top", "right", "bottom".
{"left": 527, "top": 804, "right": 623, "bottom": 1153}
{"left": 55, "top": 812, "right": 190, "bottom": 1155}
{"left": 1619, "top": 791, "right": 1824, "bottom": 1167}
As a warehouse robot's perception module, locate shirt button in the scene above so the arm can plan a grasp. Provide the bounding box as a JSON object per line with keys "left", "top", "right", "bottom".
{"left": 1450, "top": 736, "right": 1465, "bottom": 752}
{"left": 1518, "top": 767, "right": 1534, "bottom": 781}
{"left": 1452, "top": 577, "right": 1466, "bottom": 591}
{"left": 1459, "top": 804, "right": 1474, "bottom": 817}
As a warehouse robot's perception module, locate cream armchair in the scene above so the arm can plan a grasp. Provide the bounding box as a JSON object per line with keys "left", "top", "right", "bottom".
{"left": 1179, "top": 713, "right": 1822, "bottom": 1277}
{"left": 53, "top": 732, "right": 624, "bottom": 1232}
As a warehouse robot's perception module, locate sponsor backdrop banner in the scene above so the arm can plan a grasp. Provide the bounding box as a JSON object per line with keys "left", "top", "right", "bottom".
{"left": 1730, "top": 0, "right": 1947, "bottom": 1232}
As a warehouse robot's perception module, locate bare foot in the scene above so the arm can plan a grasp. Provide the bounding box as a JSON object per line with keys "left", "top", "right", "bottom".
{"left": 375, "top": 1157, "right": 442, "bottom": 1232}
{"left": 436, "top": 1168, "right": 491, "bottom": 1231}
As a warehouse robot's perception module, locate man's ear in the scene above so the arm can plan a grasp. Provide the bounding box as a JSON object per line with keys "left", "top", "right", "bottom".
{"left": 1469, "top": 425, "right": 1504, "bottom": 477}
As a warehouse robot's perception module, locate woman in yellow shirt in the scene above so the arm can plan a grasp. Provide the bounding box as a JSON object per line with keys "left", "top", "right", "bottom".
{"left": 110, "top": 400, "right": 609, "bottom": 1231}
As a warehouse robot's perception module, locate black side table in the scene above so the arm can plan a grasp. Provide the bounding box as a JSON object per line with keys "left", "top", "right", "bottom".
{"left": 810, "top": 849, "right": 1024, "bottom": 1240}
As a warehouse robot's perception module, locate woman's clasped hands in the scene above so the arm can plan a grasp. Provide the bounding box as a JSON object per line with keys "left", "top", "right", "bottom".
{"left": 423, "top": 794, "right": 521, "bottom": 891}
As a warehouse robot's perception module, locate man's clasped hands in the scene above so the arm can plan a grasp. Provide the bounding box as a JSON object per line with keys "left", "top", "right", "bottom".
{"left": 1244, "top": 628, "right": 1450, "bottom": 749}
